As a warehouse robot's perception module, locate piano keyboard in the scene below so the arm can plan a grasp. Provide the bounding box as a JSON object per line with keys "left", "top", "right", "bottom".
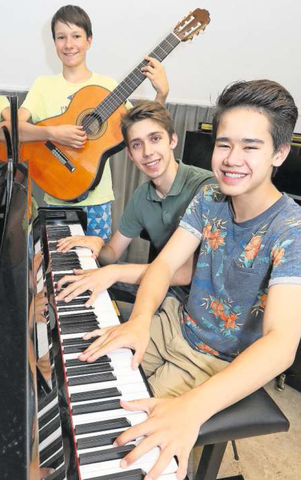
{"left": 46, "top": 221, "right": 179, "bottom": 480}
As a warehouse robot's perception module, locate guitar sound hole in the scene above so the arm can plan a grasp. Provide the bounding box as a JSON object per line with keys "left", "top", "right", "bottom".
{"left": 81, "top": 113, "right": 103, "bottom": 137}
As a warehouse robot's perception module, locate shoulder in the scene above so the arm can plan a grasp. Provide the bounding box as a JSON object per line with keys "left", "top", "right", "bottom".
{"left": 28, "top": 74, "right": 62, "bottom": 91}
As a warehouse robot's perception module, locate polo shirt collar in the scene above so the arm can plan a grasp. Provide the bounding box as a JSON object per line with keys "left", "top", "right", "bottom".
{"left": 147, "top": 160, "right": 188, "bottom": 202}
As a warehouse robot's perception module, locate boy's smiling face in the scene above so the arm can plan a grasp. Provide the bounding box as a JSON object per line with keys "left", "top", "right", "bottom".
{"left": 212, "top": 107, "right": 289, "bottom": 201}
{"left": 126, "top": 118, "right": 178, "bottom": 182}
{"left": 53, "top": 21, "right": 92, "bottom": 69}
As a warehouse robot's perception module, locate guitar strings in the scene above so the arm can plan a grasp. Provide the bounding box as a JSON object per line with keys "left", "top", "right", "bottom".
{"left": 81, "top": 33, "right": 180, "bottom": 134}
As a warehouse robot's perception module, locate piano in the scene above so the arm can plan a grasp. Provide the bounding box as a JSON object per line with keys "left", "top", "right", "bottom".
{"left": 0, "top": 97, "right": 180, "bottom": 479}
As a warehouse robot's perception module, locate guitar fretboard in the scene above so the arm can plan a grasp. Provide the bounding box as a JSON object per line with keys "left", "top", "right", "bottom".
{"left": 93, "top": 32, "right": 180, "bottom": 122}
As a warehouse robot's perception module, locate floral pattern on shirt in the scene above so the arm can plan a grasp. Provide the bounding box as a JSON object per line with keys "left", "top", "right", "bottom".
{"left": 179, "top": 186, "right": 301, "bottom": 362}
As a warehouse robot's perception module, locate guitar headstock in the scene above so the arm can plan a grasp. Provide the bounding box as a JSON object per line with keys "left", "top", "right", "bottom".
{"left": 174, "top": 9, "right": 210, "bottom": 42}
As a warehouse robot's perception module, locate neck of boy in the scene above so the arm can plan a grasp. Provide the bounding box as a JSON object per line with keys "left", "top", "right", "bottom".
{"left": 62, "top": 65, "right": 93, "bottom": 84}
{"left": 153, "top": 158, "right": 179, "bottom": 199}
{"left": 231, "top": 183, "right": 283, "bottom": 223}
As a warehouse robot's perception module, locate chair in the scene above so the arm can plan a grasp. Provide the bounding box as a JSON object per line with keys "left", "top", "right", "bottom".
{"left": 191, "top": 387, "right": 289, "bottom": 480}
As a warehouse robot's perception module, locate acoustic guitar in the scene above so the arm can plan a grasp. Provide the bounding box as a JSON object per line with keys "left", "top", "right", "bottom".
{"left": 21, "top": 9, "right": 210, "bottom": 202}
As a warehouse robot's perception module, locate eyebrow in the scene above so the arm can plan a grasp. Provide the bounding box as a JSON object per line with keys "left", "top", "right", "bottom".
{"left": 216, "top": 136, "right": 265, "bottom": 145}
{"left": 129, "top": 131, "right": 163, "bottom": 144}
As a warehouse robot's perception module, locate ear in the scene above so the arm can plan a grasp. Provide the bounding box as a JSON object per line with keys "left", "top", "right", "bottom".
{"left": 87, "top": 35, "right": 93, "bottom": 49}
{"left": 272, "top": 143, "right": 291, "bottom": 168}
{"left": 170, "top": 133, "right": 178, "bottom": 150}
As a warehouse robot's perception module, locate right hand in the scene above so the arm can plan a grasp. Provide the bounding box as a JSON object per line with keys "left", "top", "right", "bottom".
{"left": 79, "top": 316, "right": 151, "bottom": 369}
{"left": 50, "top": 124, "right": 87, "bottom": 148}
{"left": 56, "top": 235, "right": 105, "bottom": 258}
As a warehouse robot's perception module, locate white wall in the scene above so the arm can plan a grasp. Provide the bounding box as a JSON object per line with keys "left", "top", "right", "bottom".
{"left": 1, "top": 0, "right": 300, "bottom": 128}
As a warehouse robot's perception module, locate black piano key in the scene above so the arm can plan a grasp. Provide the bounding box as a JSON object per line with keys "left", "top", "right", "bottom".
{"left": 65, "top": 355, "right": 111, "bottom": 367}
{"left": 84, "top": 470, "right": 145, "bottom": 480}
{"left": 75, "top": 417, "right": 131, "bottom": 435}
{"left": 42, "top": 450, "right": 65, "bottom": 469}
{"left": 79, "top": 444, "right": 135, "bottom": 466}
{"left": 39, "top": 416, "right": 61, "bottom": 443}
{"left": 60, "top": 322, "right": 98, "bottom": 334}
{"left": 39, "top": 404, "right": 59, "bottom": 429}
{"left": 53, "top": 273, "right": 72, "bottom": 282}
{"left": 68, "top": 372, "right": 116, "bottom": 386}
{"left": 59, "top": 311, "right": 97, "bottom": 321}
{"left": 67, "top": 363, "right": 113, "bottom": 376}
{"left": 77, "top": 430, "right": 125, "bottom": 450}
{"left": 62, "top": 336, "right": 94, "bottom": 346}
{"left": 38, "top": 387, "right": 58, "bottom": 412}
{"left": 63, "top": 344, "right": 93, "bottom": 354}
{"left": 72, "top": 398, "right": 121, "bottom": 416}
{"left": 71, "top": 387, "right": 121, "bottom": 403}
{"left": 57, "top": 298, "right": 90, "bottom": 307}
{"left": 52, "top": 263, "right": 81, "bottom": 271}
{"left": 39, "top": 437, "right": 63, "bottom": 464}
{"left": 59, "top": 315, "right": 97, "bottom": 325}
{"left": 51, "top": 251, "right": 79, "bottom": 257}
{"left": 58, "top": 306, "right": 94, "bottom": 312}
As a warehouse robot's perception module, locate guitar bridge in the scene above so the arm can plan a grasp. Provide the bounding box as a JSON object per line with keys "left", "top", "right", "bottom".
{"left": 45, "top": 141, "right": 76, "bottom": 172}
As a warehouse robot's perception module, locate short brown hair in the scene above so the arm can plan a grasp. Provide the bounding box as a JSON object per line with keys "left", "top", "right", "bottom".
{"left": 121, "top": 100, "right": 175, "bottom": 147}
{"left": 212, "top": 79, "right": 298, "bottom": 153}
{"left": 51, "top": 5, "right": 93, "bottom": 40}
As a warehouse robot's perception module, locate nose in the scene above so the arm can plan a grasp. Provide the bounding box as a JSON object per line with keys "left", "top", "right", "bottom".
{"left": 223, "top": 146, "right": 244, "bottom": 167}
{"left": 143, "top": 141, "right": 154, "bottom": 157}
{"left": 65, "top": 36, "right": 74, "bottom": 49}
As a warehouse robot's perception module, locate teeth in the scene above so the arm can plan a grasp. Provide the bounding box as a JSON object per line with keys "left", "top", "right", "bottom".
{"left": 146, "top": 160, "right": 159, "bottom": 167}
{"left": 224, "top": 172, "right": 246, "bottom": 178}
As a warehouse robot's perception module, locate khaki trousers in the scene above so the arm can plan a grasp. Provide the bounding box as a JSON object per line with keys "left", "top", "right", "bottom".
{"left": 141, "top": 297, "right": 229, "bottom": 398}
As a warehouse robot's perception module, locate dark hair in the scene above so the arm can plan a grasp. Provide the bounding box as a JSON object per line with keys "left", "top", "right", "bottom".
{"left": 51, "top": 5, "right": 93, "bottom": 40}
{"left": 212, "top": 80, "right": 298, "bottom": 153}
{"left": 120, "top": 100, "right": 175, "bottom": 147}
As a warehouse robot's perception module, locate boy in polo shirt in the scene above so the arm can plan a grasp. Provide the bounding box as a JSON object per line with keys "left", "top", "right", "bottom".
{"left": 56, "top": 101, "right": 213, "bottom": 299}
{"left": 18, "top": 5, "right": 169, "bottom": 241}
{"left": 59, "top": 80, "right": 301, "bottom": 480}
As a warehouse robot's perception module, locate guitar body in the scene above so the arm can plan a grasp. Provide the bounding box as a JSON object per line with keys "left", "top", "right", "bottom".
{"left": 21, "top": 85, "right": 127, "bottom": 201}
{"left": 0, "top": 143, "right": 6, "bottom": 162}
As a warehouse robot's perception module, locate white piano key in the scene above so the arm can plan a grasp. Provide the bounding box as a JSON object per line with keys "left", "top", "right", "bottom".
{"left": 80, "top": 447, "right": 178, "bottom": 477}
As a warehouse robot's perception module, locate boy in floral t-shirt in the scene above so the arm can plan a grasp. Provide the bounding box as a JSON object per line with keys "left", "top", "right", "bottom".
{"left": 59, "top": 80, "right": 301, "bottom": 480}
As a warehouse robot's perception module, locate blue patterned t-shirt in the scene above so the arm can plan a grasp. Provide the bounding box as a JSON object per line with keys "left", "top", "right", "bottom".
{"left": 179, "top": 184, "right": 301, "bottom": 362}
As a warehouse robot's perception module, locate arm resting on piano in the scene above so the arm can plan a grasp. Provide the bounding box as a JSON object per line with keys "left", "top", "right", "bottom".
{"left": 56, "top": 253, "right": 194, "bottom": 306}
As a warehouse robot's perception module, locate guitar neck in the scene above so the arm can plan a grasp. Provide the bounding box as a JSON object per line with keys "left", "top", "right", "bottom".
{"left": 96, "top": 32, "right": 181, "bottom": 120}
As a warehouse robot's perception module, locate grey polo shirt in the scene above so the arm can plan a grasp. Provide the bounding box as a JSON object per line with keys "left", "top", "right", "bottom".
{"left": 119, "top": 161, "right": 214, "bottom": 252}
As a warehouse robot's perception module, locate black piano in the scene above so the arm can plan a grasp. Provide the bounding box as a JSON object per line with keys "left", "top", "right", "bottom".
{"left": 0, "top": 97, "right": 179, "bottom": 480}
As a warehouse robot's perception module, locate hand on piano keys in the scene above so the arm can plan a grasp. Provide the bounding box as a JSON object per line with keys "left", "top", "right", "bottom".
{"left": 112, "top": 393, "right": 201, "bottom": 480}
{"left": 56, "top": 234, "right": 105, "bottom": 259}
{"left": 56, "top": 265, "right": 119, "bottom": 307}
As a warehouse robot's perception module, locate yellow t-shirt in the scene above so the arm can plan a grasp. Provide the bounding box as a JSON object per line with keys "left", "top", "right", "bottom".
{"left": 0, "top": 95, "right": 10, "bottom": 120}
{"left": 21, "top": 73, "right": 125, "bottom": 206}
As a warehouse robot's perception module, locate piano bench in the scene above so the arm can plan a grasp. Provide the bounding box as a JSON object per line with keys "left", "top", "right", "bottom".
{"left": 192, "top": 387, "right": 289, "bottom": 480}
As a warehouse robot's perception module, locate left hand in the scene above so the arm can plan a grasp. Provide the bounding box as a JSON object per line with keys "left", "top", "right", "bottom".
{"left": 56, "top": 266, "right": 116, "bottom": 306}
{"left": 142, "top": 56, "right": 169, "bottom": 104}
{"left": 115, "top": 394, "right": 201, "bottom": 480}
